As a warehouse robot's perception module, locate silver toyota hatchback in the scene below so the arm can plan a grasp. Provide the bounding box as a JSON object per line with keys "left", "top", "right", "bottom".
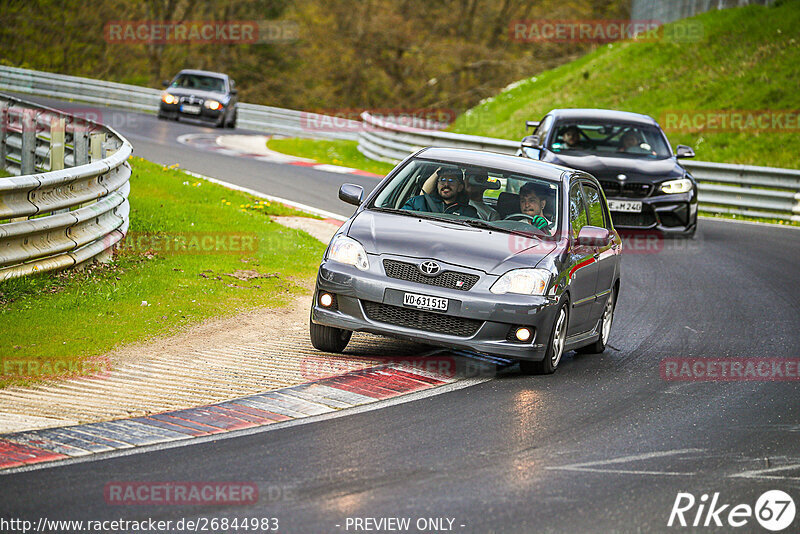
{"left": 310, "top": 148, "right": 622, "bottom": 374}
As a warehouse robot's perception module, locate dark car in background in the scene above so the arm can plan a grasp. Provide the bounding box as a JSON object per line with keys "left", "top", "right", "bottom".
{"left": 518, "top": 109, "right": 697, "bottom": 237}
{"left": 158, "top": 69, "right": 238, "bottom": 128}
{"left": 310, "top": 148, "right": 622, "bottom": 375}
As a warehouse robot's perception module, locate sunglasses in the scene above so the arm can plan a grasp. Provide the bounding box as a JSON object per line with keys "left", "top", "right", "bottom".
{"left": 438, "top": 177, "right": 460, "bottom": 184}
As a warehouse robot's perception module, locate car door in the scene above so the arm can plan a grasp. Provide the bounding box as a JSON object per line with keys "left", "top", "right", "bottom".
{"left": 567, "top": 180, "right": 599, "bottom": 335}
{"left": 582, "top": 181, "right": 621, "bottom": 321}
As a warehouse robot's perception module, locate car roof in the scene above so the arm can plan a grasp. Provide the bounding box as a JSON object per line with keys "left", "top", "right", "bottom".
{"left": 175, "top": 69, "right": 229, "bottom": 80}
{"left": 547, "top": 108, "right": 658, "bottom": 126}
{"left": 415, "top": 147, "right": 574, "bottom": 182}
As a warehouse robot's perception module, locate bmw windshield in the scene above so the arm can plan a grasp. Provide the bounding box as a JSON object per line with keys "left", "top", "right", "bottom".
{"left": 549, "top": 121, "right": 672, "bottom": 159}
{"left": 370, "top": 158, "right": 561, "bottom": 236}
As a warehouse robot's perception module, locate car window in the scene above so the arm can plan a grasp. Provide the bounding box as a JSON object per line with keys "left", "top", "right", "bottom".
{"left": 550, "top": 120, "right": 671, "bottom": 158}
{"left": 370, "top": 158, "right": 560, "bottom": 236}
{"left": 534, "top": 115, "right": 553, "bottom": 144}
{"left": 569, "top": 182, "right": 588, "bottom": 239}
{"left": 581, "top": 182, "right": 608, "bottom": 229}
{"left": 171, "top": 74, "right": 226, "bottom": 93}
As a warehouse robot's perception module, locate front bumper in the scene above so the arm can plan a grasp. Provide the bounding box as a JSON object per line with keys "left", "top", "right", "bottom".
{"left": 159, "top": 102, "right": 224, "bottom": 123}
{"left": 608, "top": 190, "right": 697, "bottom": 235}
{"left": 311, "top": 257, "right": 561, "bottom": 361}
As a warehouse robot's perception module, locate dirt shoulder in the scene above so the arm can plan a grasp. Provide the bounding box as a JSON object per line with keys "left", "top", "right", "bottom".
{"left": 0, "top": 217, "right": 426, "bottom": 434}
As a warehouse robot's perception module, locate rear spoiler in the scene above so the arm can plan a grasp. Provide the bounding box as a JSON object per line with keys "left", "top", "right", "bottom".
{"left": 525, "top": 120, "right": 540, "bottom": 131}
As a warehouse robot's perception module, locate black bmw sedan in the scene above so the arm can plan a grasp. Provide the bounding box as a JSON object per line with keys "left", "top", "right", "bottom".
{"left": 518, "top": 109, "right": 697, "bottom": 237}
{"left": 158, "top": 69, "right": 238, "bottom": 128}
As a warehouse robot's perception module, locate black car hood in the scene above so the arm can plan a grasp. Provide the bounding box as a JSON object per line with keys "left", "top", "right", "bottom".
{"left": 347, "top": 210, "right": 559, "bottom": 274}
{"left": 547, "top": 153, "right": 684, "bottom": 180}
{"left": 164, "top": 87, "right": 229, "bottom": 103}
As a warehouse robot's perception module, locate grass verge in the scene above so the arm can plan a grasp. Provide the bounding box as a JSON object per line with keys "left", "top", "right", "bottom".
{"left": 266, "top": 137, "right": 394, "bottom": 176}
{"left": 448, "top": 2, "right": 800, "bottom": 169}
{"left": 0, "top": 157, "right": 326, "bottom": 388}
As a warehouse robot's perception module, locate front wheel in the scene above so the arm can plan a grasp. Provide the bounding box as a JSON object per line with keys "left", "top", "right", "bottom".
{"left": 577, "top": 287, "right": 616, "bottom": 354}
{"left": 520, "top": 301, "right": 568, "bottom": 375}
{"left": 310, "top": 317, "right": 352, "bottom": 353}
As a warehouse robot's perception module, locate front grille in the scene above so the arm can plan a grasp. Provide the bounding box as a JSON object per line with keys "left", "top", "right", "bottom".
{"left": 610, "top": 209, "right": 657, "bottom": 228}
{"left": 383, "top": 260, "right": 479, "bottom": 291}
{"left": 599, "top": 181, "right": 653, "bottom": 198}
{"left": 362, "top": 301, "right": 482, "bottom": 337}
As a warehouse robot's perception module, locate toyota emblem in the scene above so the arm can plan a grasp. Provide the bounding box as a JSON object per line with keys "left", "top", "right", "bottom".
{"left": 419, "top": 260, "right": 441, "bottom": 276}
{"left": 617, "top": 173, "right": 627, "bottom": 181}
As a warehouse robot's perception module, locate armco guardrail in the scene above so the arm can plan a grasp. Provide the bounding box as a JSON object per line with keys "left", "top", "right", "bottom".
{"left": 0, "top": 93, "right": 131, "bottom": 281}
{"left": 0, "top": 65, "right": 358, "bottom": 141}
{"left": 359, "top": 111, "right": 800, "bottom": 222}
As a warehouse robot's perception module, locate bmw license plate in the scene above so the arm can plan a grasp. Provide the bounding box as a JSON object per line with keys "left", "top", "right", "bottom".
{"left": 180, "top": 104, "right": 201, "bottom": 114}
{"left": 403, "top": 292, "right": 448, "bottom": 312}
{"left": 608, "top": 200, "right": 642, "bottom": 213}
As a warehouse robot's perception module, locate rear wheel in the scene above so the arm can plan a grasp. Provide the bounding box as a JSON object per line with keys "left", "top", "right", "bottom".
{"left": 520, "top": 301, "right": 568, "bottom": 375}
{"left": 309, "top": 316, "right": 352, "bottom": 353}
{"left": 577, "top": 287, "right": 615, "bottom": 354}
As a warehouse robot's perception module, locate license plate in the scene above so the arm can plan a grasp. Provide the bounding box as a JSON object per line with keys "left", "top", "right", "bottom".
{"left": 403, "top": 292, "right": 448, "bottom": 311}
{"left": 608, "top": 200, "right": 642, "bottom": 213}
{"left": 180, "top": 104, "right": 201, "bottom": 114}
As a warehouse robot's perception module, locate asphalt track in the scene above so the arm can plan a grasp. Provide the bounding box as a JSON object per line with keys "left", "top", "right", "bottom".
{"left": 2, "top": 95, "right": 800, "bottom": 533}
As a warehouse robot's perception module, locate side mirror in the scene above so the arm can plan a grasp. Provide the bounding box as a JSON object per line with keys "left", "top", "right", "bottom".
{"left": 230, "top": 88, "right": 238, "bottom": 95}
{"left": 577, "top": 225, "right": 611, "bottom": 247}
{"left": 339, "top": 183, "right": 364, "bottom": 206}
{"left": 162, "top": 80, "right": 170, "bottom": 88}
{"left": 675, "top": 145, "right": 695, "bottom": 159}
{"left": 525, "top": 120, "right": 540, "bottom": 131}
{"left": 521, "top": 135, "right": 541, "bottom": 149}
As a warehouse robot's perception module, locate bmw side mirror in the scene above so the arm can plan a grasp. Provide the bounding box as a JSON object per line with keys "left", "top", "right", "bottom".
{"left": 521, "top": 135, "right": 541, "bottom": 149}
{"left": 577, "top": 226, "right": 611, "bottom": 247}
{"left": 675, "top": 145, "right": 695, "bottom": 159}
{"left": 339, "top": 183, "right": 364, "bottom": 206}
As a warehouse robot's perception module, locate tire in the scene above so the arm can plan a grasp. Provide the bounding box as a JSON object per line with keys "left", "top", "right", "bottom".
{"left": 309, "top": 316, "right": 352, "bottom": 353}
{"left": 226, "top": 110, "right": 237, "bottom": 129}
{"left": 520, "top": 300, "right": 569, "bottom": 375}
{"left": 577, "top": 287, "right": 616, "bottom": 354}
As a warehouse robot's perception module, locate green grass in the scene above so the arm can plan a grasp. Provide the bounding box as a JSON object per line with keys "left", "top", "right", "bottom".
{"left": 267, "top": 138, "right": 395, "bottom": 176}
{"left": 0, "top": 157, "right": 326, "bottom": 388}
{"left": 449, "top": 1, "right": 800, "bottom": 169}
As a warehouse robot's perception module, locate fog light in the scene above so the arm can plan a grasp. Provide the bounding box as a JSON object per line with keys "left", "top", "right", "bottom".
{"left": 515, "top": 327, "right": 532, "bottom": 342}
{"left": 319, "top": 292, "right": 334, "bottom": 307}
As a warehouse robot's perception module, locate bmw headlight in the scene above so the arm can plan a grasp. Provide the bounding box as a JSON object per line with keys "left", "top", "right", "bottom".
{"left": 327, "top": 235, "right": 369, "bottom": 271}
{"left": 161, "top": 93, "right": 178, "bottom": 105}
{"left": 660, "top": 178, "right": 692, "bottom": 194}
{"left": 204, "top": 99, "right": 223, "bottom": 110}
{"left": 490, "top": 268, "right": 551, "bottom": 296}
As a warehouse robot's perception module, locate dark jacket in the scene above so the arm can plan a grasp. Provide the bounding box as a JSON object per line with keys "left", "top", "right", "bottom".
{"left": 402, "top": 193, "right": 478, "bottom": 218}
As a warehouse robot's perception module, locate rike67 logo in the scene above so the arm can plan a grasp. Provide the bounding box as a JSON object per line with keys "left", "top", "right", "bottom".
{"left": 668, "top": 490, "right": 796, "bottom": 531}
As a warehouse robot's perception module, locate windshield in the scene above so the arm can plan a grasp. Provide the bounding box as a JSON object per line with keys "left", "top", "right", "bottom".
{"left": 549, "top": 121, "right": 671, "bottom": 158}
{"left": 370, "top": 158, "right": 561, "bottom": 236}
{"left": 170, "top": 74, "right": 226, "bottom": 93}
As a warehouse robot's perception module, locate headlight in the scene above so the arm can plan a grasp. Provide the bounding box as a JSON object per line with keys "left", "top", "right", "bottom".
{"left": 327, "top": 235, "right": 369, "bottom": 271}
{"left": 161, "top": 93, "right": 178, "bottom": 105}
{"left": 660, "top": 178, "right": 692, "bottom": 194}
{"left": 490, "top": 268, "right": 551, "bottom": 296}
{"left": 204, "top": 99, "right": 223, "bottom": 110}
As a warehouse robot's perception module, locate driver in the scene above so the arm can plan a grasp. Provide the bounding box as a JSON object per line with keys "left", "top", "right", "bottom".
{"left": 560, "top": 125, "right": 584, "bottom": 149}
{"left": 402, "top": 168, "right": 478, "bottom": 217}
{"left": 518, "top": 182, "right": 551, "bottom": 230}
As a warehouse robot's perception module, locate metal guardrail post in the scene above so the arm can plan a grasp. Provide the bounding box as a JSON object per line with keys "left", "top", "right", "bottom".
{"left": 73, "top": 120, "right": 89, "bottom": 167}
{"left": 21, "top": 110, "right": 36, "bottom": 175}
{"left": 90, "top": 133, "right": 104, "bottom": 161}
{"left": 0, "top": 101, "right": 7, "bottom": 173}
{"left": 50, "top": 117, "right": 65, "bottom": 171}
